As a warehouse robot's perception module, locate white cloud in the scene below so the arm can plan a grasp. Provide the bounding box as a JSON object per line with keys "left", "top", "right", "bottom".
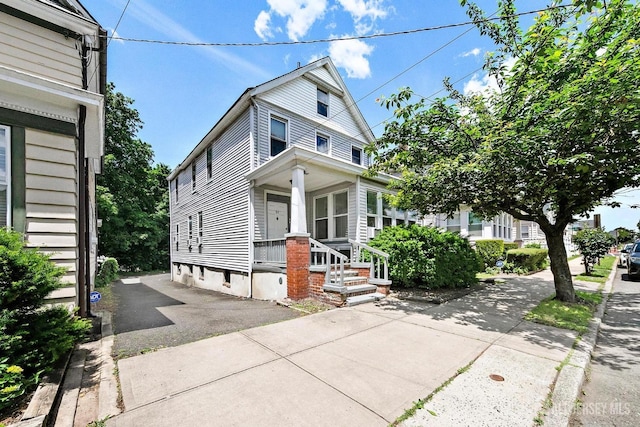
{"left": 337, "top": 0, "right": 389, "bottom": 35}
{"left": 463, "top": 57, "right": 516, "bottom": 95}
{"left": 328, "top": 38, "right": 374, "bottom": 79}
{"left": 108, "top": 28, "right": 125, "bottom": 44}
{"left": 254, "top": 10, "right": 274, "bottom": 40}
{"left": 110, "top": 0, "right": 270, "bottom": 79}
{"left": 266, "top": 0, "right": 328, "bottom": 41}
{"left": 461, "top": 47, "right": 481, "bottom": 57}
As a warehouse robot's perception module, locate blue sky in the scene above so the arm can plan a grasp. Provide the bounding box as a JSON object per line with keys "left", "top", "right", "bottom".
{"left": 81, "top": 0, "right": 639, "bottom": 232}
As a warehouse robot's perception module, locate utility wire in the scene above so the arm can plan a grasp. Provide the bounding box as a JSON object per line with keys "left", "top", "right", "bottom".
{"left": 108, "top": 0, "right": 133, "bottom": 47}
{"left": 104, "top": 5, "right": 569, "bottom": 47}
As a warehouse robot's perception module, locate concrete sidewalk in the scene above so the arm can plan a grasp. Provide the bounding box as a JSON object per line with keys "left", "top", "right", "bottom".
{"left": 105, "top": 257, "right": 603, "bottom": 427}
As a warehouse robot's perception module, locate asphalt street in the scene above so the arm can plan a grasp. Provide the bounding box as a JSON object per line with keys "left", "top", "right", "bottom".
{"left": 108, "top": 274, "right": 303, "bottom": 358}
{"left": 571, "top": 266, "right": 640, "bottom": 426}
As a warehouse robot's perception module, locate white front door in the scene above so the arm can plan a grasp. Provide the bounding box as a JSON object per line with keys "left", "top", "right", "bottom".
{"left": 267, "top": 200, "right": 289, "bottom": 239}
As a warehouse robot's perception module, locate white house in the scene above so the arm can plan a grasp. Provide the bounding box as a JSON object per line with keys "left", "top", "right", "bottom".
{"left": 168, "top": 58, "right": 401, "bottom": 305}
{"left": 0, "top": 0, "right": 106, "bottom": 313}
{"left": 426, "top": 208, "right": 515, "bottom": 242}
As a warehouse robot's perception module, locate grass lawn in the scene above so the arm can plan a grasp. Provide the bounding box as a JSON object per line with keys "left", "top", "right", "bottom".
{"left": 575, "top": 255, "right": 615, "bottom": 284}
{"left": 524, "top": 291, "right": 603, "bottom": 333}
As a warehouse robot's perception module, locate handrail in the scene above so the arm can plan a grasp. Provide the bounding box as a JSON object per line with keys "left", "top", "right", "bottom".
{"left": 348, "top": 239, "right": 389, "bottom": 282}
{"left": 309, "top": 238, "right": 347, "bottom": 286}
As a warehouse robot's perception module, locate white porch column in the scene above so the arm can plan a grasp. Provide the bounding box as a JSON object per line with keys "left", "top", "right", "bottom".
{"left": 290, "top": 165, "right": 307, "bottom": 234}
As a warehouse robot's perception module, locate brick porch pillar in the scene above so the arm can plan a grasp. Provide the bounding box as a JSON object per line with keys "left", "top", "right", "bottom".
{"left": 286, "top": 234, "right": 310, "bottom": 300}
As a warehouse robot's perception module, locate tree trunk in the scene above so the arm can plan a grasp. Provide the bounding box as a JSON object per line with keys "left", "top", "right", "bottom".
{"left": 545, "top": 229, "right": 576, "bottom": 303}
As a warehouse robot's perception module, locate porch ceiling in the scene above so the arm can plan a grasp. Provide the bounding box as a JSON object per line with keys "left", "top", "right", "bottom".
{"left": 246, "top": 146, "right": 390, "bottom": 192}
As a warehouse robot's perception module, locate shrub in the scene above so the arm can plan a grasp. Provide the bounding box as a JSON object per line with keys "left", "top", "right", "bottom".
{"left": 506, "top": 248, "right": 549, "bottom": 272}
{"left": 573, "top": 228, "right": 616, "bottom": 274}
{"left": 96, "top": 257, "right": 119, "bottom": 288}
{"left": 0, "top": 229, "right": 90, "bottom": 413}
{"left": 0, "top": 359, "right": 25, "bottom": 409}
{"left": 367, "top": 225, "right": 481, "bottom": 289}
{"left": 503, "top": 242, "right": 519, "bottom": 252}
{"left": 524, "top": 242, "right": 542, "bottom": 249}
{"left": 475, "top": 239, "right": 505, "bottom": 269}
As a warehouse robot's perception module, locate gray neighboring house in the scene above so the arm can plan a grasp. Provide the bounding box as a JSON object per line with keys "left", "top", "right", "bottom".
{"left": 0, "top": 0, "right": 106, "bottom": 313}
{"left": 168, "top": 57, "right": 408, "bottom": 304}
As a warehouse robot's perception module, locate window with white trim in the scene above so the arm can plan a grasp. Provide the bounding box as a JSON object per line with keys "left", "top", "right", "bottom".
{"left": 468, "top": 211, "right": 483, "bottom": 237}
{"left": 382, "top": 197, "right": 392, "bottom": 228}
{"left": 191, "top": 162, "right": 196, "bottom": 192}
{"left": 351, "top": 146, "right": 362, "bottom": 165}
{"left": 317, "top": 88, "right": 329, "bottom": 117}
{"left": 206, "top": 146, "right": 212, "bottom": 180}
{"left": 366, "top": 191, "right": 377, "bottom": 229}
{"left": 314, "top": 190, "right": 349, "bottom": 240}
{"left": 0, "top": 126, "right": 9, "bottom": 228}
{"left": 316, "top": 133, "right": 329, "bottom": 154}
{"left": 446, "top": 213, "right": 461, "bottom": 233}
{"left": 270, "top": 116, "right": 287, "bottom": 157}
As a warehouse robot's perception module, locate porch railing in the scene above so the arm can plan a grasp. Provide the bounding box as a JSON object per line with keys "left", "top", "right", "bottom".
{"left": 310, "top": 238, "right": 348, "bottom": 287}
{"left": 253, "top": 239, "right": 286, "bottom": 265}
{"left": 349, "top": 239, "right": 389, "bottom": 282}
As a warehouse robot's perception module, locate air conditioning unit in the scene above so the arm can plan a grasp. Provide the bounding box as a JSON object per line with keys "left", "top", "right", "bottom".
{"left": 367, "top": 227, "right": 376, "bottom": 239}
{"left": 196, "top": 236, "right": 202, "bottom": 246}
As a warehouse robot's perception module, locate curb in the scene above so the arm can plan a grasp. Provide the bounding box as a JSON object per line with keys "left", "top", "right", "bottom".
{"left": 97, "top": 311, "right": 121, "bottom": 420}
{"left": 543, "top": 261, "right": 617, "bottom": 426}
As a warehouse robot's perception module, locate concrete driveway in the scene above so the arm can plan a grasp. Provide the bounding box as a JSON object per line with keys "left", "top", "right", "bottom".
{"left": 107, "top": 274, "right": 303, "bottom": 358}
{"left": 106, "top": 271, "right": 585, "bottom": 427}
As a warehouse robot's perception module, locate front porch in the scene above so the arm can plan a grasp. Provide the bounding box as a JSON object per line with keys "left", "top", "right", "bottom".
{"left": 247, "top": 146, "right": 392, "bottom": 305}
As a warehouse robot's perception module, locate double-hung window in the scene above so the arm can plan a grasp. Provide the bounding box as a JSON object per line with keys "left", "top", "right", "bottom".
{"left": 351, "top": 146, "right": 362, "bottom": 165}
{"left": 270, "top": 117, "right": 287, "bottom": 157}
{"left": 316, "top": 133, "right": 329, "bottom": 154}
{"left": 314, "top": 191, "right": 348, "bottom": 240}
{"left": 317, "top": 88, "right": 329, "bottom": 117}
{"left": 191, "top": 162, "right": 196, "bottom": 192}
{"left": 366, "top": 191, "right": 377, "bottom": 229}
{"left": 447, "top": 213, "right": 461, "bottom": 233}
{"left": 206, "top": 146, "right": 212, "bottom": 180}
{"left": 382, "top": 197, "right": 393, "bottom": 228}
{"left": 0, "top": 126, "right": 9, "bottom": 227}
{"left": 468, "top": 212, "right": 483, "bottom": 236}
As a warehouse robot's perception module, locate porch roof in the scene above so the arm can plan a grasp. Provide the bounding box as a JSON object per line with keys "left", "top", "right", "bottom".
{"left": 245, "top": 146, "right": 392, "bottom": 192}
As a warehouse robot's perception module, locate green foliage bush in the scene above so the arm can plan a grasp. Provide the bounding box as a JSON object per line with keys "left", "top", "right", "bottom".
{"left": 367, "top": 225, "right": 481, "bottom": 289}
{"left": 0, "top": 229, "right": 90, "bottom": 413}
{"left": 573, "top": 228, "right": 616, "bottom": 274}
{"left": 0, "top": 359, "right": 25, "bottom": 409}
{"left": 503, "top": 242, "right": 519, "bottom": 252}
{"left": 96, "top": 257, "right": 119, "bottom": 288}
{"left": 506, "top": 248, "right": 549, "bottom": 273}
{"left": 475, "top": 239, "right": 505, "bottom": 269}
{"left": 524, "top": 242, "right": 542, "bottom": 249}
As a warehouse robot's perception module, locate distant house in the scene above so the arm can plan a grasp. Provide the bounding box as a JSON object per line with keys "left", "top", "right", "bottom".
{"left": 425, "top": 208, "right": 515, "bottom": 242}
{"left": 0, "top": 0, "right": 106, "bottom": 312}
{"left": 168, "top": 57, "right": 401, "bottom": 305}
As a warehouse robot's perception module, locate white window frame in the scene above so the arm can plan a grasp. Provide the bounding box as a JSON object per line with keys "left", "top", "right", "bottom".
{"left": 468, "top": 211, "right": 483, "bottom": 237}
{"left": 366, "top": 190, "right": 378, "bottom": 231}
{"left": 0, "top": 125, "right": 10, "bottom": 228}
{"left": 316, "top": 132, "right": 330, "bottom": 155}
{"left": 317, "top": 88, "right": 329, "bottom": 117}
{"left": 191, "top": 162, "right": 197, "bottom": 192}
{"left": 351, "top": 145, "right": 362, "bottom": 165}
{"left": 174, "top": 176, "right": 179, "bottom": 204}
{"left": 206, "top": 145, "right": 213, "bottom": 181}
{"left": 269, "top": 114, "right": 289, "bottom": 158}
{"left": 446, "top": 213, "right": 461, "bottom": 233}
{"left": 313, "top": 189, "right": 349, "bottom": 241}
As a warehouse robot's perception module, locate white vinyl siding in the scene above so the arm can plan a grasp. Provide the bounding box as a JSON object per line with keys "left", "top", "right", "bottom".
{"left": 0, "top": 12, "right": 82, "bottom": 87}
{"left": 170, "top": 109, "right": 251, "bottom": 272}
{"left": 23, "top": 129, "right": 78, "bottom": 292}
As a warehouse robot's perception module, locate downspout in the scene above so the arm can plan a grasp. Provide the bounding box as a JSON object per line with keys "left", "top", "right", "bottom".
{"left": 78, "top": 104, "right": 87, "bottom": 317}
{"left": 248, "top": 99, "right": 256, "bottom": 298}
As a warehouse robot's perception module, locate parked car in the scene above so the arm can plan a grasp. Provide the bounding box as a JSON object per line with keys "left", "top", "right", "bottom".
{"left": 619, "top": 243, "right": 634, "bottom": 267}
{"left": 627, "top": 242, "right": 640, "bottom": 279}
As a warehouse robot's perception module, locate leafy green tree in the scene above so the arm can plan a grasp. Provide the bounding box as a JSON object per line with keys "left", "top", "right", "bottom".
{"left": 98, "top": 83, "right": 170, "bottom": 271}
{"left": 573, "top": 228, "right": 615, "bottom": 274}
{"left": 614, "top": 227, "right": 634, "bottom": 244}
{"left": 368, "top": 0, "right": 640, "bottom": 302}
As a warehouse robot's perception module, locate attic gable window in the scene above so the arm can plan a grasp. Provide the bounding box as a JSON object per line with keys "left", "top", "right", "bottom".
{"left": 351, "top": 146, "right": 362, "bottom": 165}
{"left": 270, "top": 117, "right": 287, "bottom": 157}
{"left": 206, "top": 146, "right": 212, "bottom": 180}
{"left": 191, "top": 162, "right": 196, "bottom": 192}
{"left": 317, "top": 88, "right": 329, "bottom": 117}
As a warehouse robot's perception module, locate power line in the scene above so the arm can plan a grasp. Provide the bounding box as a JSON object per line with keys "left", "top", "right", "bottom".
{"left": 107, "top": 0, "right": 132, "bottom": 47}
{"left": 104, "top": 5, "right": 569, "bottom": 47}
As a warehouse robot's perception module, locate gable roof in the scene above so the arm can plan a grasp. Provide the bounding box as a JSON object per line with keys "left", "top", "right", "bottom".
{"left": 38, "top": 0, "right": 97, "bottom": 22}
{"left": 168, "top": 57, "right": 375, "bottom": 180}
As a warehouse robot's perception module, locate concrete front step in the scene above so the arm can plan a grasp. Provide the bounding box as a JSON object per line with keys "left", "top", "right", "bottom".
{"left": 322, "top": 283, "right": 377, "bottom": 294}
{"left": 345, "top": 292, "right": 385, "bottom": 306}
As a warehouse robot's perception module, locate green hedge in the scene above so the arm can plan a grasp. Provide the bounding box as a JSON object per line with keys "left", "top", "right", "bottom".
{"left": 506, "top": 248, "right": 549, "bottom": 272}
{"left": 0, "top": 229, "right": 90, "bottom": 414}
{"left": 367, "top": 225, "right": 481, "bottom": 289}
{"left": 96, "top": 257, "right": 119, "bottom": 288}
{"left": 475, "top": 239, "right": 505, "bottom": 269}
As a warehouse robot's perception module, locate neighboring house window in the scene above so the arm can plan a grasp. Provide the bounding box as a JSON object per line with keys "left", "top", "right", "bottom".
{"left": 207, "top": 146, "right": 212, "bottom": 180}
{"left": 366, "top": 191, "right": 377, "bottom": 229}
{"left": 407, "top": 211, "right": 418, "bottom": 226}
{"left": 191, "top": 162, "right": 196, "bottom": 192}
{"left": 382, "top": 197, "right": 392, "bottom": 228}
{"left": 447, "top": 213, "right": 461, "bottom": 233}
{"left": 316, "top": 133, "right": 329, "bottom": 154}
{"left": 188, "top": 216, "right": 193, "bottom": 240}
{"left": 333, "top": 192, "right": 348, "bottom": 238}
{"left": 0, "top": 126, "right": 9, "bottom": 228}
{"left": 315, "top": 196, "right": 328, "bottom": 240}
{"left": 270, "top": 117, "right": 287, "bottom": 157}
{"left": 198, "top": 211, "right": 203, "bottom": 239}
{"left": 317, "top": 88, "right": 329, "bottom": 117}
{"left": 468, "top": 212, "right": 483, "bottom": 236}
{"left": 351, "top": 146, "right": 362, "bottom": 165}
{"left": 175, "top": 177, "right": 179, "bottom": 203}
{"left": 395, "top": 208, "right": 406, "bottom": 226}
{"left": 175, "top": 224, "right": 179, "bottom": 251}
{"left": 521, "top": 224, "right": 530, "bottom": 239}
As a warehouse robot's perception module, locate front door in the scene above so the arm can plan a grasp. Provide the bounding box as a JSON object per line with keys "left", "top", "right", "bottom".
{"left": 267, "top": 200, "right": 289, "bottom": 239}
